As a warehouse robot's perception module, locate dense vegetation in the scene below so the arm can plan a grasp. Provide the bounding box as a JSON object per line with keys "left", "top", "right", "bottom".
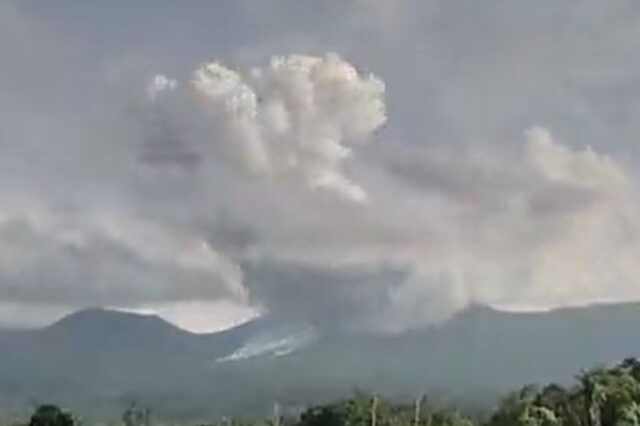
{"left": 11, "top": 358, "right": 640, "bottom": 426}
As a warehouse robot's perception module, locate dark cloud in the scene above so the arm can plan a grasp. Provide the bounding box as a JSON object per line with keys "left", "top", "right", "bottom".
{"left": 243, "top": 258, "right": 409, "bottom": 331}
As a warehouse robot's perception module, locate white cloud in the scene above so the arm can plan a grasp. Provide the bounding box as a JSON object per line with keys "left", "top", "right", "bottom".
{"left": 515, "top": 128, "right": 640, "bottom": 309}
{"left": 236, "top": 127, "right": 640, "bottom": 333}
{"left": 147, "top": 74, "right": 177, "bottom": 101}
{"left": 526, "top": 127, "right": 629, "bottom": 195}
{"left": 187, "top": 53, "right": 386, "bottom": 202}
{"left": 388, "top": 128, "right": 640, "bottom": 320}
{"left": 0, "top": 203, "right": 247, "bottom": 309}
{"left": 3, "top": 0, "right": 640, "bottom": 335}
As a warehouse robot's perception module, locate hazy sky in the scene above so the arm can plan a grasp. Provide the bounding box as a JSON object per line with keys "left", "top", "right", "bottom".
{"left": 1, "top": 0, "right": 640, "bottom": 333}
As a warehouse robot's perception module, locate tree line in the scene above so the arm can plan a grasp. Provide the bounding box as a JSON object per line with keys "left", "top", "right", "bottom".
{"left": 13, "top": 358, "right": 640, "bottom": 426}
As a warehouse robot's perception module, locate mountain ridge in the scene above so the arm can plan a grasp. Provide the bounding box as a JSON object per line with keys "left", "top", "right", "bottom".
{"left": 2, "top": 301, "right": 640, "bottom": 420}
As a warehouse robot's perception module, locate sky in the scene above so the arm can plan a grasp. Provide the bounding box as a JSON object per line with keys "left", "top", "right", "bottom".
{"left": 1, "top": 0, "right": 640, "bottom": 333}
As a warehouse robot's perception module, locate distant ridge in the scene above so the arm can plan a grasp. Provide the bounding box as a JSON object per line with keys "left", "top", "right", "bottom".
{"left": 48, "top": 307, "right": 188, "bottom": 333}
{"left": 1, "top": 302, "right": 640, "bottom": 420}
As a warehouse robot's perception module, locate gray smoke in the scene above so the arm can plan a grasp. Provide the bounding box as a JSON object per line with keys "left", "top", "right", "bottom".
{"left": 1, "top": 0, "right": 640, "bottom": 333}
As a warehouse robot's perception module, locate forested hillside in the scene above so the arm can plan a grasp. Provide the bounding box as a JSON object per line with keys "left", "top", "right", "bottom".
{"left": 2, "top": 304, "right": 640, "bottom": 420}
{"left": 11, "top": 358, "right": 640, "bottom": 426}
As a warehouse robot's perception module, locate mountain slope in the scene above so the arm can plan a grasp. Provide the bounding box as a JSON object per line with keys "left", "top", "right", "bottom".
{"left": 1, "top": 303, "right": 640, "bottom": 419}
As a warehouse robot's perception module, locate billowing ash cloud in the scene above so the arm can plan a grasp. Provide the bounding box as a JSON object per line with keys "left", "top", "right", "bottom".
{"left": 0, "top": 205, "right": 246, "bottom": 307}
{"left": 235, "top": 127, "right": 640, "bottom": 333}
{"left": 149, "top": 53, "right": 386, "bottom": 202}
{"left": 2, "top": 0, "right": 640, "bottom": 333}
{"left": 512, "top": 129, "right": 640, "bottom": 310}
{"left": 526, "top": 127, "right": 629, "bottom": 195}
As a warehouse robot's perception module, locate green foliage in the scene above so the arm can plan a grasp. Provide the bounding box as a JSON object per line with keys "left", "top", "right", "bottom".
{"left": 487, "top": 358, "right": 640, "bottom": 426}
{"left": 296, "top": 358, "right": 640, "bottom": 426}
{"left": 297, "top": 394, "right": 472, "bottom": 426}
{"left": 17, "top": 358, "right": 640, "bottom": 426}
{"left": 28, "top": 405, "right": 75, "bottom": 426}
